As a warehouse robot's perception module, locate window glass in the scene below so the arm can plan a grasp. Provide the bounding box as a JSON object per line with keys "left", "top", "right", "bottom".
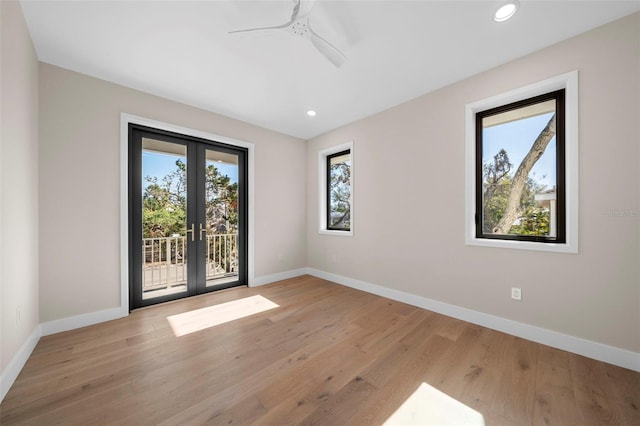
{"left": 327, "top": 150, "right": 351, "bottom": 231}
{"left": 476, "top": 90, "right": 565, "bottom": 243}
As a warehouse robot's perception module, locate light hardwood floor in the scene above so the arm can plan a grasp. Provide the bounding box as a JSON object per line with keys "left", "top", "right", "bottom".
{"left": 1, "top": 275, "right": 638, "bottom": 425}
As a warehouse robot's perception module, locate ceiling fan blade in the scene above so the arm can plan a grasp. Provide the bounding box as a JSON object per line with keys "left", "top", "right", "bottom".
{"left": 230, "top": 1, "right": 299, "bottom": 35}
{"left": 228, "top": 24, "right": 285, "bottom": 35}
{"left": 296, "top": 0, "right": 316, "bottom": 18}
{"left": 309, "top": 28, "right": 346, "bottom": 67}
{"left": 230, "top": 0, "right": 347, "bottom": 68}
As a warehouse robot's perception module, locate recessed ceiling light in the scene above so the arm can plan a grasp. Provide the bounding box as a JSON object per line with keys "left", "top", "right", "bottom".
{"left": 306, "top": 110, "right": 317, "bottom": 117}
{"left": 494, "top": 1, "right": 519, "bottom": 22}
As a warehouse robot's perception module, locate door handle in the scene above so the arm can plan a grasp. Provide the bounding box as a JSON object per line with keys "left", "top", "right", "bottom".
{"left": 185, "top": 223, "right": 195, "bottom": 242}
{"left": 199, "top": 223, "right": 207, "bottom": 241}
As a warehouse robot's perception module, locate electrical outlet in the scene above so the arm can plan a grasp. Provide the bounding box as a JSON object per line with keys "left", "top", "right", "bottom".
{"left": 511, "top": 287, "right": 522, "bottom": 301}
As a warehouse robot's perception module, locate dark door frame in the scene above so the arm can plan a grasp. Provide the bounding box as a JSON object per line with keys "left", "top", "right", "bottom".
{"left": 128, "top": 123, "right": 248, "bottom": 310}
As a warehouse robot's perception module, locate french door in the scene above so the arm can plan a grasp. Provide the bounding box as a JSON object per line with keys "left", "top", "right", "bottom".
{"left": 128, "top": 124, "right": 247, "bottom": 309}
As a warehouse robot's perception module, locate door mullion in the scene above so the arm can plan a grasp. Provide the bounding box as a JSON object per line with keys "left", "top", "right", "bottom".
{"left": 186, "top": 142, "right": 201, "bottom": 295}
{"left": 194, "top": 144, "right": 207, "bottom": 293}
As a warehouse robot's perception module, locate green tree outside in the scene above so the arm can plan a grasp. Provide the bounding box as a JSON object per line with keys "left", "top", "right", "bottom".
{"left": 142, "top": 159, "right": 238, "bottom": 238}
{"left": 482, "top": 149, "right": 551, "bottom": 236}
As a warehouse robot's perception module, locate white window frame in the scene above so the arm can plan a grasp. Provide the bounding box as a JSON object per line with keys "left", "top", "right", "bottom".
{"left": 464, "top": 71, "right": 579, "bottom": 253}
{"left": 319, "top": 141, "right": 354, "bottom": 236}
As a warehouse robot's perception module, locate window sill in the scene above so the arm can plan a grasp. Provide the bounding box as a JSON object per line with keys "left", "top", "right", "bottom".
{"left": 319, "top": 229, "right": 353, "bottom": 237}
{"left": 465, "top": 236, "right": 577, "bottom": 253}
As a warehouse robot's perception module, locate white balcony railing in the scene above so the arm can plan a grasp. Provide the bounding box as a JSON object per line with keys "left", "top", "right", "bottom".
{"left": 142, "top": 234, "right": 238, "bottom": 292}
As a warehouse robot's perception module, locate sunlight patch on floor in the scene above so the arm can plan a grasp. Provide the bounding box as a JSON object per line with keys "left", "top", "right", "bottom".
{"left": 384, "top": 382, "right": 485, "bottom": 426}
{"left": 167, "top": 295, "right": 279, "bottom": 337}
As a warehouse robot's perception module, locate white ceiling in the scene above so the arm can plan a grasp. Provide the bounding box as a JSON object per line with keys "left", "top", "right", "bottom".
{"left": 20, "top": 0, "right": 640, "bottom": 140}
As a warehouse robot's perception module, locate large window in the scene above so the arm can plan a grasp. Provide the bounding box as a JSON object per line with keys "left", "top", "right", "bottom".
{"left": 476, "top": 90, "right": 565, "bottom": 243}
{"left": 319, "top": 142, "right": 353, "bottom": 236}
{"left": 465, "top": 71, "right": 579, "bottom": 253}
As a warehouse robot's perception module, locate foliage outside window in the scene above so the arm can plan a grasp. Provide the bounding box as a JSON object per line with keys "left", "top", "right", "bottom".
{"left": 327, "top": 149, "right": 351, "bottom": 231}
{"left": 204, "top": 160, "right": 239, "bottom": 235}
{"left": 475, "top": 90, "right": 565, "bottom": 243}
{"left": 143, "top": 158, "right": 238, "bottom": 238}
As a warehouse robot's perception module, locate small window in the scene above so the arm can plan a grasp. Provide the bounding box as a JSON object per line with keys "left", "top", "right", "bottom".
{"left": 319, "top": 142, "right": 353, "bottom": 236}
{"left": 327, "top": 150, "right": 352, "bottom": 231}
{"left": 476, "top": 90, "right": 565, "bottom": 243}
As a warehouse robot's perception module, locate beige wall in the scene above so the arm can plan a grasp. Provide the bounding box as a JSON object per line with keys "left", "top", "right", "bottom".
{"left": 307, "top": 13, "right": 640, "bottom": 353}
{"left": 1, "top": 1, "right": 40, "bottom": 373}
{"left": 39, "top": 64, "right": 307, "bottom": 322}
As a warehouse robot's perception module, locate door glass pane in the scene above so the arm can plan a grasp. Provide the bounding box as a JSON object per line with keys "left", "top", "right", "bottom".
{"left": 204, "top": 149, "right": 239, "bottom": 287}
{"left": 141, "top": 138, "right": 188, "bottom": 300}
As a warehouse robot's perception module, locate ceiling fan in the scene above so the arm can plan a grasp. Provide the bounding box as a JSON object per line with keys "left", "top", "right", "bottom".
{"left": 229, "top": 0, "right": 346, "bottom": 68}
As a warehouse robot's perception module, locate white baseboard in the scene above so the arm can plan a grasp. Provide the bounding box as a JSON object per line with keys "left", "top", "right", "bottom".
{"left": 306, "top": 268, "right": 640, "bottom": 372}
{"left": 251, "top": 268, "right": 309, "bottom": 287}
{"left": 42, "top": 269, "right": 309, "bottom": 337}
{"left": 40, "top": 307, "right": 128, "bottom": 336}
{"left": 1, "top": 325, "right": 41, "bottom": 402}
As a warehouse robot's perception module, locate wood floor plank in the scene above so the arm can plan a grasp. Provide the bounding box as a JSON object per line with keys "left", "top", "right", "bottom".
{"left": 298, "top": 375, "right": 378, "bottom": 426}
{"left": 249, "top": 329, "right": 375, "bottom": 425}
{"left": 490, "top": 336, "right": 538, "bottom": 423}
{"left": 454, "top": 327, "right": 509, "bottom": 414}
{"left": 533, "top": 360, "right": 581, "bottom": 426}
{"left": 1, "top": 275, "right": 637, "bottom": 425}
{"left": 601, "top": 361, "right": 640, "bottom": 426}
{"left": 571, "top": 354, "right": 637, "bottom": 426}
{"left": 354, "top": 333, "right": 454, "bottom": 424}
{"left": 259, "top": 311, "right": 430, "bottom": 424}
{"left": 359, "top": 317, "right": 443, "bottom": 389}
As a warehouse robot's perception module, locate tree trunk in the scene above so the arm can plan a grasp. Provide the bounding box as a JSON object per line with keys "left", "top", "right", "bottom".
{"left": 493, "top": 113, "right": 556, "bottom": 234}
